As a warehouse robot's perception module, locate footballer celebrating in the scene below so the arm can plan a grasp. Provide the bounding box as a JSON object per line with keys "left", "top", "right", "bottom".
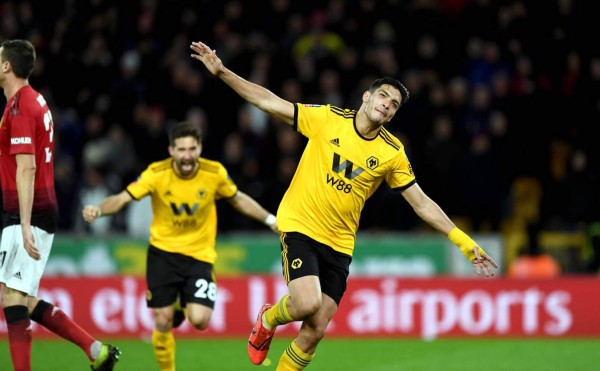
{"left": 190, "top": 40, "right": 498, "bottom": 370}
{"left": 83, "top": 121, "right": 278, "bottom": 371}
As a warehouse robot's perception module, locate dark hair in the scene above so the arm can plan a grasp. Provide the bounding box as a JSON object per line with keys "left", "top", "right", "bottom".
{"left": 0, "top": 40, "right": 36, "bottom": 79}
{"left": 168, "top": 122, "right": 202, "bottom": 146}
{"left": 369, "top": 77, "right": 410, "bottom": 107}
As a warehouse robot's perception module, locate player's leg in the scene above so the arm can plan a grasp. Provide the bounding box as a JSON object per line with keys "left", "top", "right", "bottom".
{"left": 2, "top": 285, "right": 31, "bottom": 371}
{"left": 184, "top": 303, "right": 213, "bottom": 330}
{"left": 146, "top": 245, "right": 183, "bottom": 371}
{"left": 275, "top": 276, "right": 322, "bottom": 321}
{"left": 264, "top": 294, "right": 292, "bottom": 329}
{"left": 181, "top": 259, "right": 216, "bottom": 331}
{"left": 276, "top": 294, "right": 338, "bottom": 370}
{"left": 151, "top": 305, "right": 177, "bottom": 371}
{"left": 6, "top": 225, "right": 121, "bottom": 370}
{"left": 0, "top": 225, "right": 52, "bottom": 371}
{"left": 249, "top": 232, "right": 322, "bottom": 365}
{"left": 262, "top": 276, "right": 322, "bottom": 338}
{"left": 27, "top": 296, "right": 121, "bottom": 369}
{"left": 266, "top": 232, "right": 339, "bottom": 328}
{"left": 276, "top": 235, "right": 350, "bottom": 370}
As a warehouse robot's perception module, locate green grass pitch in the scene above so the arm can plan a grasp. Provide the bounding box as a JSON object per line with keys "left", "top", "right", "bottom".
{"left": 2, "top": 337, "right": 599, "bottom": 370}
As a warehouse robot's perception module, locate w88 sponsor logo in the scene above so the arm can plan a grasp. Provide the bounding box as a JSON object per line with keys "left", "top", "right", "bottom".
{"left": 326, "top": 173, "right": 352, "bottom": 193}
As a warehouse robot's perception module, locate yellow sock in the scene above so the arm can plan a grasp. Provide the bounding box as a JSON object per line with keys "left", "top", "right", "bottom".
{"left": 276, "top": 340, "right": 314, "bottom": 370}
{"left": 265, "top": 294, "right": 293, "bottom": 329}
{"left": 152, "top": 330, "right": 176, "bottom": 371}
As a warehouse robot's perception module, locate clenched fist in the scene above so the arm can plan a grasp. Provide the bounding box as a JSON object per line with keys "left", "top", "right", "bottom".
{"left": 82, "top": 205, "right": 102, "bottom": 223}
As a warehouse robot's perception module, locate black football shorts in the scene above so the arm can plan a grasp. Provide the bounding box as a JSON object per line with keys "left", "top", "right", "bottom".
{"left": 280, "top": 232, "right": 352, "bottom": 305}
{"left": 146, "top": 244, "right": 217, "bottom": 309}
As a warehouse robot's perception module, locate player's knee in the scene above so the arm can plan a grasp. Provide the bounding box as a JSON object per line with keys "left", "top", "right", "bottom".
{"left": 190, "top": 320, "right": 210, "bottom": 331}
{"left": 155, "top": 318, "right": 173, "bottom": 332}
{"left": 187, "top": 312, "right": 211, "bottom": 330}
{"left": 294, "top": 297, "right": 322, "bottom": 318}
{"left": 153, "top": 310, "right": 174, "bottom": 331}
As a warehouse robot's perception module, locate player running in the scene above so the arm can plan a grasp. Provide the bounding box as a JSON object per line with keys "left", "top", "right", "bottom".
{"left": 191, "top": 40, "right": 498, "bottom": 370}
{"left": 83, "top": 121, "right": 278, "bottom": 371}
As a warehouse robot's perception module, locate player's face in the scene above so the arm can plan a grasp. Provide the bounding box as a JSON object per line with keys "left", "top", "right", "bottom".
{"left": 169, "top": 136, "right": 202, "bottom": 177}
{"left": 363, "top": 84, "right": 402, "bottom": 125}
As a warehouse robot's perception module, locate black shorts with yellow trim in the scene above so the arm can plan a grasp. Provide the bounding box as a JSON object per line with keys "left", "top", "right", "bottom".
{"left": 146, "top": 244, "right": 217, "bottom": 309}
{"left": 280, "top": 232, "right": 351, "bottom": 305}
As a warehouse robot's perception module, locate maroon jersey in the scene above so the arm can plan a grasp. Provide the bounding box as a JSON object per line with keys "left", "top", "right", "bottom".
{"left": 0, "top": 85, "right": 58, "bottom": 232}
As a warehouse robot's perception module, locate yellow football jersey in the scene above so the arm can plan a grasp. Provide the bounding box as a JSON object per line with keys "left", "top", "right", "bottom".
{"left": 277, "top": 104, "right": 416, "bottom": 256}
{"left": 126, "top": 157, "right": 238, "bottom": 263}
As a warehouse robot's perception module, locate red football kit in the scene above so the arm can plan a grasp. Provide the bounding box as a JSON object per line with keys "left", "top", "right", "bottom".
{"left": 0, "top": 85, "right": 58, "bottom": 232}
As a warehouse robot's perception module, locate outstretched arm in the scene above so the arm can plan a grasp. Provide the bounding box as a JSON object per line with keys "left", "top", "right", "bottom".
{"left": 190, "top": 41, "right": 295, "bottom": 126}
{"left": 227, "top": 191, "right": 279, "bottom": 233}
{"left": 401, "top": 183, "right": 499, "bottom": 277}
{"left": 82, "top": 190, "right": 134, "bottom": 223}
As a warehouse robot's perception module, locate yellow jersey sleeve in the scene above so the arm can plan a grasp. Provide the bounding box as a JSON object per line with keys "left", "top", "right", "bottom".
{"left": 126, "top": 159, "right": 169, "bottom": 199}
{"left": 295, "top": 103, "right": 330, "bottom": 138}
{"left": 386, "top": 151, "right": 416, "bottom": 191}
{"left": 215, "top": 164, "right": 238, "bottom": 199}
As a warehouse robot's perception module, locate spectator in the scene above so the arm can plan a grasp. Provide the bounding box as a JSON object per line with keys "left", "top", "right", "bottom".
{"left": 0, "top": 0, "right": 594, "bottom": 252}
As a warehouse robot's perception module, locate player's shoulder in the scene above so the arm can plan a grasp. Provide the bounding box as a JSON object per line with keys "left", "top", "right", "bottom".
{"left": 377, "top": 127, "right": 403, "bottom": 152}
{"left": 14, "top": 86, "right": 43, "bottom": 112}
{"left": 19, "top": 85, "right": 40, "bottom": 98}
{"left": 298, "top": 103, "right": 354, "bottom": 114}
{"left": 329, "top": 105, "right": 356, "bottom": 119}
{"left": 146, "top": 158, "right": 173, "bottom": 173}
{"left": 198, "top": 157, "right": 225, "bottom": 174}
{"left": 299, "top": 104, "right": 356, "bottom": 127}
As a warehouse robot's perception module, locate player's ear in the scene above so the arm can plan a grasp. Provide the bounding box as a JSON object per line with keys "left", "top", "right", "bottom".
{"left": 362, "top": 91, "right": 370, "bottom": 103}
{"left": 168, "top": 145, "right": 174, "bottom": 157}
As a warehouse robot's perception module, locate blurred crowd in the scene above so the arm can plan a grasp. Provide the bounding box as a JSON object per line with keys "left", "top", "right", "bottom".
{"left": 1, "top": 0, "right": 598, "bottom": 248}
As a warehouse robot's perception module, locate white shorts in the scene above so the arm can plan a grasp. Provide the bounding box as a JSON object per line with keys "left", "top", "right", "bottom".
{"left": 0, "top": 225, "right": 54, "bottom": 296}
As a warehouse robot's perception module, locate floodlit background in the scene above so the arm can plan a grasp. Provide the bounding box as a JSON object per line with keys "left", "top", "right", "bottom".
{"left": 1, "top": 1, "right": 600, "bottom": 370}
{"left": 1, "top": 0, "right": 599, "bottom": 272}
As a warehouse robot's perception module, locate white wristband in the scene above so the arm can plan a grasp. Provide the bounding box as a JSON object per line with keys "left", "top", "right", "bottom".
{"left": 96, "top": 208, "right": 102, "bottom": 218}
{"left": 264, "top": 214, "right": 276, "bottom": 226}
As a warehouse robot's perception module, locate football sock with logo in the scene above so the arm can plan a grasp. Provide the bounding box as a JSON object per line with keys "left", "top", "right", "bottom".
{"left": 4, "top": 305, "right": 32, "bottom": 371}
{"left": 152, "top": 329, "right": 176, "bottom": 371}
{"left": 277, "top": 340, "right": 314, "bottom": 370}
{"left": 30, "top": 300, "right": 96, "bottom": 361}
{"left": 264, "top": 294, "right": 293, "bottom": 330}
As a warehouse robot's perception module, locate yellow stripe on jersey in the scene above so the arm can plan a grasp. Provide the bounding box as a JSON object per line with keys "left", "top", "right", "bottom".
{"left": 277, "top": 104, "right": 416, "bottom": 256}
{"left": 126, "top": 157, "right": 238, "bottom": 262}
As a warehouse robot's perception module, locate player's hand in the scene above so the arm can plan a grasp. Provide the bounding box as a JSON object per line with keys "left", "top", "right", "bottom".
{"left": 21, "top": 225, "right": 40, "bottom": 260}
{"left": 471, "top": 247, "right": 499, "bottom": 277}
{"left": 82, "top": 205, "right": 102, "bottom": 223}
{"left": 190, "top": 41, "right": 225, "bottom": 76}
